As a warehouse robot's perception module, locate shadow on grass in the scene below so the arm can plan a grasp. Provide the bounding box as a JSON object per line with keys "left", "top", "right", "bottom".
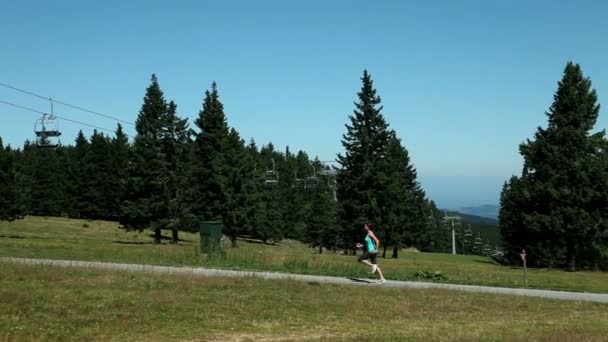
{"left": 113, "top": 234, "right": 193, "bottom": 245}
{"left": 346, "top": 277, "right": 374, "bottom": 283}
{"left": 142, "top": 234, "right": 193, "bottom": 243}
{"left": 113, "top": 240, "right": 154, "bottom": 245}
{"left": 0, "top": 235, "right": 26, "bottom": 239}
{"left": 0, "top": 234, "right": 52, "bottom": 240}
{"left": 473, "top": 259, "right": 500, "bottom": 266}
{"left": 237, "top": 236, "right": 281, "bottom": 246}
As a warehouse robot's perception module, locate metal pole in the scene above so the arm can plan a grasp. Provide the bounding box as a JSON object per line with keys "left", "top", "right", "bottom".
{"left": 442, "top": 214, "right": 461, "bottom": 256}
{"left": 451, "top": 221, "right": 456, "bottom": 255}
{"left": 523, "top": 259, "right": 528, "bottom": 287}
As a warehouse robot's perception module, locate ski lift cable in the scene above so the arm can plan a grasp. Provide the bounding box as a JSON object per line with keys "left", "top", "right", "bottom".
{"left": 55, "top": 116, "right": 129, "bottom": 137}
{"left": 0, "top": 99, "right": 135, "bottom": 138}
{"left": 0, "top": 82, "right": 135, "bottom": 126}
{"left": 0, "top": 99, "right": 46, "bottom": 115}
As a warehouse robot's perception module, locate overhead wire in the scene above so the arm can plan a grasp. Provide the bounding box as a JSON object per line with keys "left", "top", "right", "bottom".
{"left": 0, "top": 99, "right": 134, "bottom": 138}
{"left": 0, "top": 82, "right": 135, "bottom": 126}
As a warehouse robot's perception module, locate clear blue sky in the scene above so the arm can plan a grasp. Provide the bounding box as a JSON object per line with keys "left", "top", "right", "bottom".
{"left": 1, "top": 0, "right": 607, "bottom": 209}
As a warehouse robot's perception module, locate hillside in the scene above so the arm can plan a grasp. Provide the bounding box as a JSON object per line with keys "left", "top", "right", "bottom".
{"left": 457, "top": 204, "right": 500, "bottom": 219}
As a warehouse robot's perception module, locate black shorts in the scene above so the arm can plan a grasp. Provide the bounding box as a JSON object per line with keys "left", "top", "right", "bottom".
{"left": 358, "top": 251, "right": 377, "bottom": 264}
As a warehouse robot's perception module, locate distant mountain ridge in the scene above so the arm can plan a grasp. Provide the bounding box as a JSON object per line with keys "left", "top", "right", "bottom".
{"left": 456, "top": 204, "right": 499, "bottom": 220}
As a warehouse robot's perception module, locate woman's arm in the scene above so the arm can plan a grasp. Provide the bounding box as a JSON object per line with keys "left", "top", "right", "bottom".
{"left": 370, "top": 231, "right": 380, "bottom": 252}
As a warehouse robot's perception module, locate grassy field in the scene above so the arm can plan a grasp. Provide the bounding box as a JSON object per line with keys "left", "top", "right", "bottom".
{"left": 1, "top": 262, "right": 608, "bottom": 341}
{"left": 1, "top": 216, "right": 608, "bottom": 293}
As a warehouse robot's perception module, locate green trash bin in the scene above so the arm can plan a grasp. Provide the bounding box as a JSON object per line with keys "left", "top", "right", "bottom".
{"left": 200, "top": 221, "right": 224, "bottom": 254}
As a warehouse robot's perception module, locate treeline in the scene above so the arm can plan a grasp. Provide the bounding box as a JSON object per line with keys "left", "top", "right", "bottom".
{"left": 0, "top": 71, "right": 458, "bottom": 256}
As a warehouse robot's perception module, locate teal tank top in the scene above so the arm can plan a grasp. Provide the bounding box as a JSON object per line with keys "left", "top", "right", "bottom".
{"left": 364, "top": 234, "right": 376, "bottom": 253}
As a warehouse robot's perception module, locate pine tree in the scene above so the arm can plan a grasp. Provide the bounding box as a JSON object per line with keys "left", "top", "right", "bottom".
{"left": 336, "top": 70, "right": 393, "bottom": 252}
{"left": 121, "top": 74, "right": 170, "bottom": 243}
{"left": 283, "top": 151, "right": 314, "bottom": 240}
{"left": 80, "top": 130, "right": 116, "bottom": 219}
{"left": 27, "top": 147, "right": 65, "bottom": 216}
{"left": 64, "top": 131, "right": 89, "bottom": 218}
{"left": 498, "top": 177, "right": 531, "bottom": 262}
{"left": 0, "top": 138, "right": 22, "bottom": 221}
{"left": 222, "top": 128, "right": 259, "bottom": 246}
{"left": 160, "top": 100, "right": 193, "bottom": 243}
{"left": 500, "top": 62, "right": 608, "bottom": 270}
{"left": 306, "top": 181, "right": 339, "bottom": 253}
{"left": 250, "top": 142, "right": 284, "bottom": 243}
{"left": 256, "top": 186, "right": 284, "bottom": 244}
{"left": 380, "top": 132, "right": 428, "bottom": 258}
{"left": 11, "top": 147, "right": 28, "bottom": 216}
{"left": 14, "top": 141, "right": 36, "bottom": 214}
{"left": 423, "top": 200, "right": 451, "bottom": 253}
{"left": 191, "top": 82, "right": 230, "bottom": 222}
{"left": 110, "top": 124, "right": 130, "bottom": 220}
{"left": 190, "top": 82, "right": 257, "bottom": 247}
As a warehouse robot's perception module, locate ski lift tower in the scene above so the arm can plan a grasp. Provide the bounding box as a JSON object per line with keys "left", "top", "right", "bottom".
{"left": 442, "top": 212, "right": 462, "bottom": 255}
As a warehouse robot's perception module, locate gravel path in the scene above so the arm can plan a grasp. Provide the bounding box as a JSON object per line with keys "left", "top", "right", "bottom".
{"left": 2, "top": 257, "right": 607, "bottom": 303}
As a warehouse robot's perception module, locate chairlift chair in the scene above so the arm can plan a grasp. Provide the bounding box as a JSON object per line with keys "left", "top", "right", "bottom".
{"left": 264, "top": 159, "right": 279, "bottom": 186}
{"left": 304, "top": 176, "right": 318, "bottom": 189}
{"left": 293, "top": 170, "right": 306, "bottom": 189}
{"left": 483, "top": 241, "right": 492, "bottom": 256}
{"left": 304, "top": 161, "right": 319, "bottom": 189}
{"left": 463, "top": 225, "right": 473, "bottom": 238}
{"left": 34, "top": 113, "right": 61, "bottom": 148}
{"left": 319, "top": 168, "right": 337, "bottom": 189}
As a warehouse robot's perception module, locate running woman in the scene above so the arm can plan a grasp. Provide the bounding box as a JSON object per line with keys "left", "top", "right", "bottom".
{"left": 356, "top": 223, "right": 386, "bottom": 284}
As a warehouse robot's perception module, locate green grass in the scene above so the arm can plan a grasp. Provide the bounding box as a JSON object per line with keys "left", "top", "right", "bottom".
{"left": 1, "top": 216, "right": 608, "bottom": 293}
{"left": 1, "top": 262, "right": 608, "bottom": 341}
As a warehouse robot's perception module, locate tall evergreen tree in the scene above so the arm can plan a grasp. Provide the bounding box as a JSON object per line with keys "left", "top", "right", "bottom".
{"left": 423, "top": 200, "right": 451, "bottom": 253}
{"left": 222, "top": 128, "right": 259, "bottom": 246}
{"left": 500, "top": 62, "right": 608, "bottom": 270}
{"left": 121, "top": 74, "right": 170, "bottom": 243}
{"left": 336, "top": 70, "right": 394, "bottom": 251}
{"left": 255, "top": 185, "right": 284, "bottom": 244}
{"left": 0, "top": 138, "right": 22, "bottom": 221}
{"left": 14, "top": 141, "right": 35, "bottom": 214}
{"left": 256, "top": 143, "right": 289, "bottom": 240}
{"left": 27, "top": 147, "right": 65, "bottom": 216}
{"left": 110, "top": 124, "right": 130, "bottom": 220}
{"left": 282, "top": 151, "right": 314, "bottom": 240}
{"left": 191, "top": 82, "right": 230, "bottom": 222}
{"left": 306, "top": 181, "right": 339, "bottom": 253}
{"left": 159, "top": 100, "right": 193, "bottom": 243}
{"left": 80, "top": 130, "right": 115, "bottom": 219}
{"left": 190, "top": 82, "right": 258, "bottom": 247}
{"left": 379, "top": 133, "right": 428, "bottom": 258}
{"left": 64, "top": 131, "right": 89, "bottom": 218}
